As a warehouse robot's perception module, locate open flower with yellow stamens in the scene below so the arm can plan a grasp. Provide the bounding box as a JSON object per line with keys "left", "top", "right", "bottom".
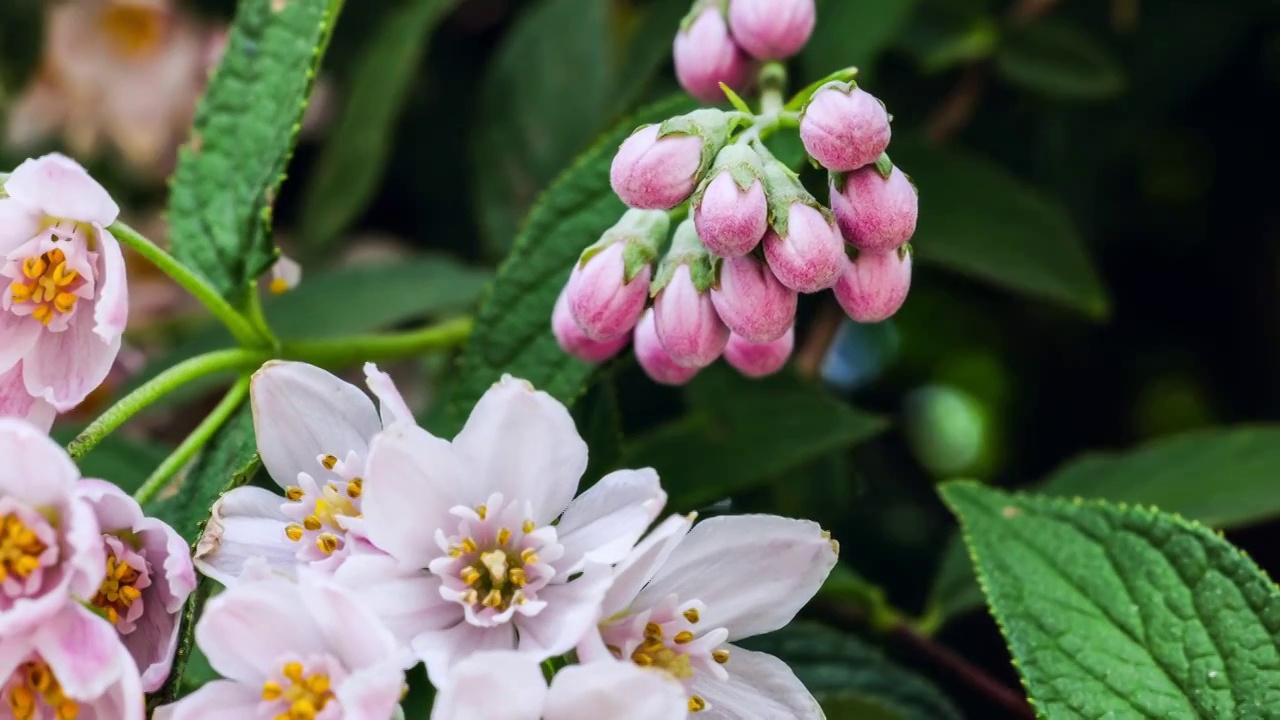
{"left": 0, "top": 154, "right": 128, "bottom": 414}
{"left": 153, "top": 560, "right": 411, "bottom": 720}
{"left": 76, "top": 479, "right": 196, "bottom": 693}
{"left": 577, "top": 514, "right": 837, "bottom": 718}
{"left": 0, "top": 418, "right": 105, "bottom": 637}
{"left": 195, "top": 361, "right": 413, "bottom": 584}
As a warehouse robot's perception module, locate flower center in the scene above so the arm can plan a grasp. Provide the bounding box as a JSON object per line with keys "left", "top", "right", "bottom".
{"left": 603, "top": 602, "right": 731, "bottom": 714}
{"left": 0, "top": 514, "right": 47, "bottom": 584}
{"left": 282, "top": 453, "right": 364, "bottom": 558}
{"left": 261, "top": 661, "right": 333, "bottom": 720}
{"left": 92, "top": 552, "right": 144, "bottom": 628}
{"left": 7, "top": 248, "right": 80, "bottom": 326}
{"left": 100, "top": 4, "right": 165, "bottom": 58}
{"left": 4, "top": 660, "right": 78, "bottom": 720}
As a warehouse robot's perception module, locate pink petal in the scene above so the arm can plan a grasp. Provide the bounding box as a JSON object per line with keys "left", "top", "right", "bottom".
{"left": 84, "top": 642, "right": 146, "bottom": 720}
{"left": 634, "top": 515, "right": 837, "bottom": 641}
{"left": 194, "top": 485, "right": 298, "bottom": 585}
{"left": 429, "top": 651, "right": 547, "bottom": 720}
{"left": 693, "top": 645, "right": 823, "bottom": 719}
{"left": 363, "top": 362, "right": 414, "bottom": 426}
{"left": 546, "top": 662, "right": 688, "bottom": 720}
{"left": 4, "top": 153, "right": 119, "bottom": 225}
{"left": 0, "top": 313, "right": 41, "bottom": 376}
{"left": 599, "top": 514, "right": 692, "bottom": 618}
{"left": 196, "top": 576, "right": 326, "bottom": 684}
{"left": 0, "top": 416, "right": 79, "bottom": 503}
{"left": 412, "top": 621, "right": 517, "bottom": 688}
{"left": 556, "top": 469, "right": 666, "bottom": 573}
{"left": 337, "top": 661, "right": 413, "bottom": 720}
{"left": 74, "top": 478, "right": 143, "bottom": 531}
{"left": 332, "top": 554, "right": 459, "bottom": 645}
{"left": 35, "top": 603, "right": 125, "bottom": 699}
{"left": 517, "top": 564, "right": 612, "bottom": 658}
{"left": 91, "top": 225, "right": 128, "bottom": 340}
{"left": 0, "top": 363, "right": 54, "bottom": 431}
{"left": 297, "top": 568, "right": 402, "bottom": 672}
{"left": 452, "top": 375, "right": 587, "bottom": 522}
{"left": 155, "top": 680, "right": 263, "bottom": 720}
{"left": 362, "top": 423, "right": 470, "bottom": 568}
{"left": 250, "top": 361, "right": 382, "bottom": 490}
{"left": 22, "top": 305, "right": 120, "bottom": 411}
{"left": 0, "top": 197, "right": 42, "bottom": 256}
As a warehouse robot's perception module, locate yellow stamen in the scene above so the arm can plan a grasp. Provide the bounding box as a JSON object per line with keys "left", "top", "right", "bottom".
{"left": 22, "top": 257, "right": 46, "bottom": 279}
{"left": 316, "top": 533, "right": 339, "bottom": 554}
{"left": 285, "top": 524, "right": 305, "bottom": 542}
{"left": 475, "top": 504, "right": 487, "bottom": 520}
{"left": 645, "top": 622, "right": 663, "bottom": 640}
{"left": 262, "top": 681, "right": 283, "bottom": 700}
{"left": 689, "top": 695, "right": 706, "bottom": 712}
{"left": 9, "top": 283, "right": 31, "bottom": 302}
{"left": 0, "top": 514, "right": 48, "bottom": 584}
{"left": 683, "top": 608, "right": 700, "bottom": 624}
{"left": 712, "top": 649, "right": 730, "bottom": 664}
{"left": 302, "top": 515, "right": 322, "bottom": 531}
{"left": 520, "top": 548, "right": 538, "bottom": 564}
{"left": 496, "top": 528, "right": 511, "bottom": 546}
{"left": 321, "top": 454, "right": 338, "bottom": 470}
{"left": 345, "top": 479, "right": 362, "bottom": 498}
{"left": 285, "top": 487, "right": 305, "bottom": 501}
{"left": 460, "top": 538, "right": 478, "bottom": 554}
{"left": 522, "top": 519, "right": 536, "bottom": 534}
{"left": 460, "top": 567, "right": 481, "bottom": 586}
{"left": 269, "top": 278, "right": 290, "bottom": 295}
{"left": 32, "top": 305, "right": 53, "bottom": 325}
{"left": 674, "top": 631, "right": 695, "bottom": 644}
{"left": 92, "top": 553, "right": 145, "bottom": 627}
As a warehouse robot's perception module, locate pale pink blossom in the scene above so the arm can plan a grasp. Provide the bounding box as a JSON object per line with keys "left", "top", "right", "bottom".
{"left": 343, "top": 376, "right": 668, "bottom": 685}
{"left": 0, "top": 418, "right": 105, "bottom": 636}
{"left": 726, "top": 0, "right": 816, "bottom": 61}
{"left": 194, "top": 362, "right": 411, "bottom": 584}
{"left": 710, "top": 255, "right": 795, "bottom": 343}
{"left": 635, "top": 309, "right": 700, "bottom": 387}
{"left": 834, "top": 248, "right": 913, "bottom": 323}
{"left": 1, "top": 154, "right": 128, "bottom": 412}
{"left": 431, "top": 651, "right": 688, "bottom": 720}
{"left": 800, "top": 84, "right": 892, "bottom": 173}
{"left": 694, "top": 170, "right": 768, "bottom": 258}
{"left": 267, "top": 254, "right": 303, "bottom": 295}
{"left": 76, "top": 480, "right": 197, "bottom": 692}
{"left": 611, "top": 126, "right": 704, "bottom": 210}
{"left": 0, "top": 603, "right": 144, "bottom": 720}
{"left": 553, "top": 286, "right": 629, "bottom": 364}
{"left": 0, "top": 366, "right": 54, "bottom": 431}
{"left": 154, "top": 562, "right": 410, "bottom": 720}
{"left": 830, "top": 165, "right": 919, "bottom": 252}
{"left": 568, "top": 243, "right": 650, "bottom": 342}
{"left": 761, "top": 204, "right": 845, "bottom": 293}
{"left": 579, "top": 514, "right": 837, "bottom": 718}
{"left": 674, "top": 6, "right": 752, "bottom": 104}
{"left": 653, "top": 265, "right": 730, "bottom": 369}
{"left": 724, "top": 328, "right": 794, "bottom": 378}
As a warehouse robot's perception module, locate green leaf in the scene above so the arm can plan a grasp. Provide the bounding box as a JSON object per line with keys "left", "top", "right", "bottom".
{"left": 891, "top": 139, "right": 1109, "bottom": 318}
{"left": 620, "top": 366, "right": 887, "bottom": 511}
{"left": 932, "top": 425, "right": 1280, "bottom": 622}
{"left": 168, "top": 0, "right": 344, "bottom": 298}
{"left": 803, "top": 0, "right": 920, "bottom": 81}
{"left": 995, "top": 20, "right": 1126, "bottom": 101}
{"left": 738, "top": 622, "right": 962, "bottom": 720}
{"left": 298, "top": 0, "right": 459, "bottom": 256}
{"left": 941, "top": 481, "right": 1280, "bottom": 718}
{"left": 574, "top": 371, "right": 624, "bottom": 485}
{"left": 441, "top": 94, "right": 697, "bottom": 434}
{"left": 54, "top": 428, "right": 169, "bottom": 495}
{"left": 146, "top": 578, "right": 213, "bottom": 711}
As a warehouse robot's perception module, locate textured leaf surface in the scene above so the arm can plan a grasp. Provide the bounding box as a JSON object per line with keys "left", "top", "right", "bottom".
{"left": 891, "top": 139, "right": 1108, "bottom": 318}
{"left": 441, "top": 94, "right": 696, "bottom": 434}
{"left": 168, "top": 0, "right": 343, "bottom": 298}
{"left": 941, "top": 482, "right": 1280, "bottom": 719}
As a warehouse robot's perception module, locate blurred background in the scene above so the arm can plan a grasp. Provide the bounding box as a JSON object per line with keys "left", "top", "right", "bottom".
{"left": 4, "top": 0, "right": 1280, "bottom": 716}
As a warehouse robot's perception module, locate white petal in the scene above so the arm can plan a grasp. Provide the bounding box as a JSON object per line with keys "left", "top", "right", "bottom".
{"left": 297, "top": 568, "right": 403, "bottom": 671}
{"left": 157, "top": 680, "right": 263, "bottom": 720}
{"left": 0, "top": 416, "right": 79, "bottom": 504}
{"left": 35, "top": 603, "right": 124, "bottom": 699}
{"left": 635, "top": 515, "right": 837, "bottom": 641}
{"left": 695, "top": 646, "right": 823, "bottom": 720}
{"left": 429, "top": 651, "right": 546, "bottom": 720}
{"left": 0, "top": 363, "right": 55, "bottom": 432}
{"left": 412, "top": 621, "right": 517, "bottom": 688}
{"left": 452, "top": 375, "right": 587, "bottom": 521}
{"left": 4, "top": 153, "right": 119, "bottom": 226}
{"left": 335, "top": 660, "right": 410, "bottom": 720}
{"left": 0, "top": 197, "right": 42, "bottom": 256}
{"left": 517, "top": 564, "right": 612, "bottom": 658}
{"left": 250, "top": 361, "right": 381, "bottom": 489}
{"left": 600, "top": 514, "right": 692, "bottom": 617}
{"left": 0, "top": 313, "right": 41, "bottom": 375}
{"left": 194, "top": 486, "right": 297, "bottom": 586}
{"left": 331, "top": 554, "right": 459, "bottom": 645}
{"left": 363, "top": 363, "right": 414, "bottom": 426}
{"left": 556, "top": 468, "right": 666, "bottom": 573}
{"left": 91, "top": 225, "right": 129, "bottom": 340}
{"left": 545, "top": 662, "right": 688, "bottom": 720}
{"left": 196, "top": 576, "right": 325, "bottom": 684}
{"left": 362, "top": 423, "right": 470, "bottom": 568}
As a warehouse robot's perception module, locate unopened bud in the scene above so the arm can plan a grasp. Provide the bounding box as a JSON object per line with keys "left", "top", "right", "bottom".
{"left": 268, "top": 254, "right": 302, "bottom": 295}
{"left": 834, "top": 247, "right": 912, "bottom": 323}
{"left": 830, "top": 164, "right": 918, "bottom": 252}
{"left": 693, "top": 144, "right": 768, "bottom": 257}
{"left": 654, "top": 264, "right": 730, "bottom": 368}
{"left": 553, "top": 286, "right": 629, "bottom": 363}
{"left": 569, "top": 210, "right": 667, "bottom": 340}
{"left": 762, "top": 203, "right": 844, "bottom": 292}
{"left": 727, "top": 0, "right": 816, "bottom": 61}
{"left": 724, "top": 327, "right": 794, "bottom": 378}
{"left": 675, "top": 5, "right": 752, "bottom": 103}
{"left": 800, "top": 83, "right": 892, "bottom": 172}
{"left": 710, "top": 254, "right": 796, "bottom": 343}
{"left": 611, "top": 109, "right": 737, "bottom": 210}
{"left": 635, "top": 309, "right": 700, "bottom": 386}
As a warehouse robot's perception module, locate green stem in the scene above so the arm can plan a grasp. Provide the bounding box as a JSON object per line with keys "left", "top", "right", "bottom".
{"left": 133, "top": 377, "right": 250, "bottom": 505}
{"left": 242, "top": 283, "right": 279, "bottom": 350}
{"left": 281, "top": 316, "right": 474, "bottom": 368}
{"left": 67, "top": 349, "right": 268, "bottom": 459}
{"left": 758, "top": 61, "right": 788, "bottom": 116}
{"left": 109, "top": 221, "right": 266, "bottom": 347}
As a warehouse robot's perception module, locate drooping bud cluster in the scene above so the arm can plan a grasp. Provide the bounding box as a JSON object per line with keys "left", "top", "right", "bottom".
{"left": 673, "top": 0, "right": 816, "bottom": 102}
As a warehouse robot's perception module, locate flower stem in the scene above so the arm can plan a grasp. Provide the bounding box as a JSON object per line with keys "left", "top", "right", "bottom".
{"left": 109, "top": 221, "right": 266, "bottom": 348}
{"left": 280, "top": 316, "right": 474, "bottom": 369}
{"left": 758, "top": 61, "right": 788, "bottom": 116}
{"left": 67, "top": 349, "right": 268, "bottom": 460}
{"left": 133, "top": 377, "right": 251, "bottom": 505}
{"left": 241, "top": 282, "right": 280, "bottom": 350}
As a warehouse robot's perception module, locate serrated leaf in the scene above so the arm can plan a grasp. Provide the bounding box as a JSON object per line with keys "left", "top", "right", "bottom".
{"left": 890, "top": 139, "right": 1109, "bottom": 318}
{"left": 941, "top": 481, "right": 1280, "bottom": 718}
{"left": 738, "top": 622, "right": 962, "bottom": 720}
{"left": 441, "top": 94, "right": 697, "bottom": 434}
{"left": 803, "top": 0, "right": 920, "bottom": 81}
{"left": 620, "top": 366, "right": 887, "bottom": 511}
{"left": 995, "top": 20, "right": 1126, "bottom": 101}
{"left": 168, "top": 0, "right": 344, "bottom": 299}
{"left": 933, "top": 425, "right": 1280, "bottom": 622}
{"left": 298, "top": 0, "right": 459, "bottom": 256}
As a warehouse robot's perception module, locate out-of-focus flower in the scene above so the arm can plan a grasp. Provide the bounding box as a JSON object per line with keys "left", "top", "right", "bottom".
{"left": 154, "top": 562, "right": 410, "bottom": 720}
{"left": 724, "top": 328, "right": 794, "bottom": 378}
{"left": 634, "top": 309, "right": 699, "bottom": 387}
{"left": 77, "top": 479, "right": 196, "bottom": 692}
{"left": 0, "top": 418, "right": 105, "bottom": 636}
{"left": 194, "top": 362, "right": 411, "bottom": 583}
{"left": 1, "top": 155, "right": 128, "bottom": 412}
{"left": 341, "top": 375, "right": 667, "bottom": 685}
{"left": 268, "top": 255, "right": 303, "bottom": 295}
{"left": 726, "top": 0, "right": 816, "bottom": 61}
{"left": 431, "top": 651, "right": 688, "bottom": 720}
{"left": 800, "top": 83, "right": 892, "bottom": 173}
{"left": 674, "top": 3, "right": 751, "bottom": 104}
{"left": 579, "top": 514, "right": 837, "bottom": 718}
{"left": 834, "top": 247, "right": 913, "bottom": 323}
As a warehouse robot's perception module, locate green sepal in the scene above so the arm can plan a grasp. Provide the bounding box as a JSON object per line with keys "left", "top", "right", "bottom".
{"left": 829, "top": 169, "right": 849, "bottom": 194}
{"left": 689, "top": 142, "right": 767, "bottom": 210}
{"left": 651, "top": 218, "right": 718, "bottom": 295}
{"left": 659, "top": 109, "right": 748, "bottom": 194}
{"left": 577, "top": 209, "right": 670, "bottom": 284}
{"left": 678, "top": 0, "right": 727, "bottom": 33}
{"left": 796, "top": 79, "right": 857, "bottom": 121}
{"left": 720, "top": 83, "right": 754, "bottom": 114}
{"left": 0, "top": 172, "right": 9, "bottom": 198}
{"left": 875, "top": 152, "right": 894, "bottom": 180}
{"left": 785, "top": 66, "right": 860, "bottom": 113}
{"left": 756, "top": 140, "right": 831, "bottom": 238}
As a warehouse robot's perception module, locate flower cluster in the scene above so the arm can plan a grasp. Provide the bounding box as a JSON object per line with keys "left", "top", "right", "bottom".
{"left": 183, "top": 362, "right": 840, "bottom": 718}
{"left": 0, "top": 418, "right": 194, "bottom": 719}
{"left": 553, "top": 0, "right": 917, "bottom": 385}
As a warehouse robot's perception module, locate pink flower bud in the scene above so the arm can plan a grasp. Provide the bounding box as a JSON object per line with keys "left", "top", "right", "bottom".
{"left": 694, "top": 171, "right": 768, "bottom": 257}
{"left": 610, "top": 125, "right": 703, "bottom": 210}
{"left": 553, "top": 286, "right": 629, "bottom": 363}
{"left": 800, "top": 84, "right": 892, "bottom": 172}
{"left": 674, "top": 7, "right": 752, "bottom": 103}
{"left": 635, "top": 309, "right": 699, "bottom": 385}
{"left": 834, "top": 248, "right": 913, "bottom": 323}
{"left": 711, "top": 255, "right": 796, "bottom": 343}
{"left": 762, "top": 204, "right": 845, "bottom": 292}
{"left": 568, "top": 243, "right": 651, "bottom": 341}
{"left": 725, "top": 327, "right": 795, "bottom": 378}
{"left": 728, "top": 0, "right": 816, "bottom": 60}
{"left": 831, "top": 165, "right": 919, "bottom": 252}
{"left": 653, "top": 264, "right": 729, "bottom": 368}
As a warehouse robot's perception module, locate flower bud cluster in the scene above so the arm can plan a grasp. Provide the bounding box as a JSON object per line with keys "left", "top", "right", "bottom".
{"left": 674, "top": 0, "right": 816, "bottom": 102}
